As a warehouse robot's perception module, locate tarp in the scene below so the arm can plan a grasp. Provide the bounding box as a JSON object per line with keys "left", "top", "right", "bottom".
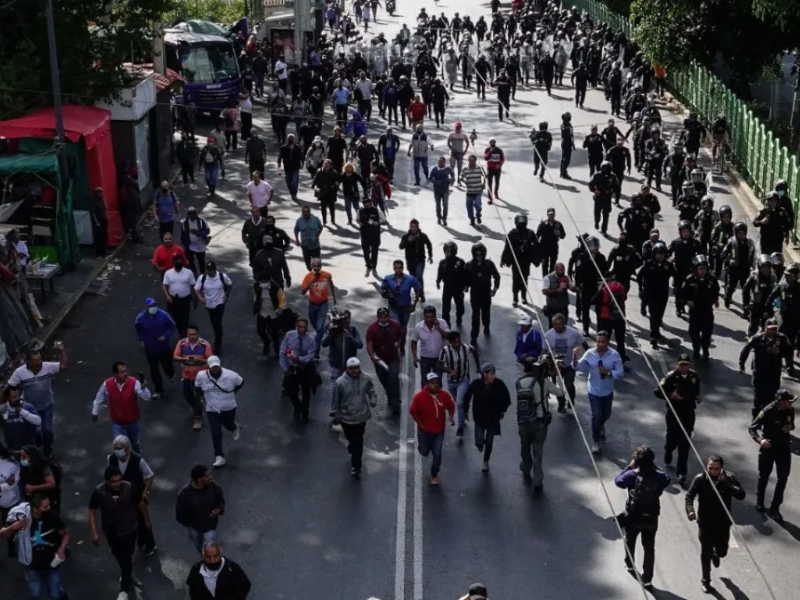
{"left": 0, "top": 153, "right": 58, "bottom": 175}
{"left": 0, "top": 106, "right": 123, "bottom": 247}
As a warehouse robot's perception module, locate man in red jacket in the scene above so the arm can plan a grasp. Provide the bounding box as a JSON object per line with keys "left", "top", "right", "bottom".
{"left": 483, "top": 138, "right": 505, "bottom": 200}
{"left": 410, "top": 372, "right": 456, "bottom": 484}
{"left": 92, "top": 361, "right": 152, "bottom": 454}
{"left": 592, "top": 278, "right": 629, "bottom": 362}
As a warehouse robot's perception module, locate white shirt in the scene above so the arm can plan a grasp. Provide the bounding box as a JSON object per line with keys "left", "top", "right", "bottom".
{"left": 411, "top": 319, "right": 449, "bottom": 358}
{"left": 0, "top": 458, "right": 21, "bottom": 509}
{"left": 195, "top": 368, "right": 243, "bottom": 412}
{"left": 239, "top": 96, "right": 253, "bottom": 113}
{"left": 163, "top": 267, "right": 196, "bottom": 298}
{"left": 195, "top": 272, "right": 232, "bottom": 309}
{"left": 355, "top": 79, "right": 373, "bottom": 98}
{"left": 8, "top": 362, "right": 61, "bottom": 410}
{"left": 201, "top": 558, "right": 226, "bottom": 596}
{"left": 14, "top": 240, "right": 29, "bottom": 266}
{"left": 185, "top": 217, "right": 209, "bottom": 253}
{"left": 275, "top": 60, "right": 288, "bottom": 80}
{"left": 247, "top": 180, "right": 272, "bottom": 208}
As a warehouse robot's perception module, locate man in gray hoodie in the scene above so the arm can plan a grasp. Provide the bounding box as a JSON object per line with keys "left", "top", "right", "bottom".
{"left": 333, "top": 357, "right": 377, "bottom": 477}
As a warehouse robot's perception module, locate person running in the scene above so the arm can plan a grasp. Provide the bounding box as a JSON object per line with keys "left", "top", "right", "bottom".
{"left": 332, "top": 357, "right": 377, "bottom": 477}
{"left": 463, "top": 362, "right": 511, "bottom": 472}
{"left": 410, "top": 372, "right": 456, "bottom": 485}
{"left": 194, "top": 356, "right": 244, "bottom": 468}
{"left": 173, "top": 325, "right": 213, "bottom": 431}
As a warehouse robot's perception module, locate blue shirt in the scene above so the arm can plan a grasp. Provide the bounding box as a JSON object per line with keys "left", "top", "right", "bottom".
{"left": 614, "top": 466, "right": 671, "bottom": 490}
{"left": 333, "top": 88, "right": 350, "bottom": 105}
{"left": 279, "top": 330, "right": 317, "bottom": 372}
{"left": 428, "top": 166, "right": 454, "bottom": 193}
{"left": 514, "top": 326, "right": 543, "bottom": 362}
{"left": 134, "top": 309, "right": 176, "bottom": 353}
{"left": 155, "top": 190, "right": 177, "bottom": 222}
{"left": 576, "top": 347, "right": 623, "bottom": 396}
{"left": 294, "top": 215, "right": 322, "bottom": 249}
{"left": 381, "top": 274, "right": 421, "bottom": 308}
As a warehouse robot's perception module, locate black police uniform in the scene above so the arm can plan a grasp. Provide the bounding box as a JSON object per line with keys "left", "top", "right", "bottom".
{"left": 693, "top": 209, "right": 719, "bottom": 258}
{"left": 436, "top": 254, "right": 467, "bottom": 327}
{"left": 676, "top": 193, "right": 701, "bottom": 223}
{"left": 536, "top": 218, "right": 566, "bottom": 277}
{"left": 640, "top": 257, "right": 676, "bottom": 342}
{"left": 749, "top": 398, "right": 795, "bottom": 515}
{"left": 617, "top": 203, "right": 653, "bottom": 256}
{"left": 765, "top": 279, "right": 800, "bottom": 348}
{"left": 644, "top": 136, "right": 668, "bottom": 190}
{"left": 607, "top": 240, "right": 642, "bottom": 292}
{"left": 719, "top": 237, "right": 755, "bottom": 304}
{"left": 574, "top": 250, "right": 608, "bottom": 334}
{"left": 530, "top": 128, "right": 553, "bottom": 180}
{"left": 588, "top": 170, "right": 619, "bottom": 233}
{"left": 753, "top": 206, "right": 791, "bottom": 255}
{"left": 658, "top": 367, "right": 701, "bottom": 480}
{"left": 465, "top": 256, "right": 501, "bottom": 343}
{"left": 668, "top": 236, "right": 703, "bottom": 314}
{"left": 560, "top": 120, "right": 575, "bottom": 177}
{"left": 741, "top": 269, "right": 778, "bottom": 336}
{"left": 710, "top": 221, "right": 734, "bottom": 279}
{"left": 682, "top": 271, "right": 721, "bottom": 356}
{"left": 663, "top": 150, "right": 685, "bottom": 205}
{"left": 582, "top": 132, "right": 605, "bottom": 176}
{"left": 740, "top": 331, "right": 793, "bottom": 417}
{"left": 501, "top": 225, "right": 541, "bottom": 305}
{"left": 604, "top": 145, "right": 631, "bottom": 202}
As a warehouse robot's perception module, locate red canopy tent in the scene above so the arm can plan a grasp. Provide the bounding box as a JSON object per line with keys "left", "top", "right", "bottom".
{"left": 0, "top": 105, "right": 123, "bottom": 246}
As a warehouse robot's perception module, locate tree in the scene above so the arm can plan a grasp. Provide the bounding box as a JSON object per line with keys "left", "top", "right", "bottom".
{"left": 163, "top": 0, "right": 246, "bottom": 27}
{"left": 0, "top": 0, "right": 174, "bottom": 121}
{"left": 630, "top": 0, "right": 795, "bottom": 85}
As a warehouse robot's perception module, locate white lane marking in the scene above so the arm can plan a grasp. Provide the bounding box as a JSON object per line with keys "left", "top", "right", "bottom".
{"left": 395, "top": 365, "right": 410, "bottom": 600}
{"left": 413, "top": 365, "right": 424, "bottom": 600}
{"left": 729, "top": 530, "right": 739, "bottom": 549}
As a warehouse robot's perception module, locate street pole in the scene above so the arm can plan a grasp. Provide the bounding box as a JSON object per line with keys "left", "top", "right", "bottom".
{"left": 293, "top": 0, "right": 306, "bottom": 65}
{"left": 44, "top": 0, "right": 70, "bottom": 204}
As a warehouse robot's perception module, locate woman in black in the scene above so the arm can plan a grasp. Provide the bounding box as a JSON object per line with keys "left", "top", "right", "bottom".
{"left": 19, "top": 445, "right": 59, "bottom": 514}
{"left": 312, "top": 160, "right": 341, "bottom": 226}
{"left": 340, "top": 163, "right": 368, "bottom": 225}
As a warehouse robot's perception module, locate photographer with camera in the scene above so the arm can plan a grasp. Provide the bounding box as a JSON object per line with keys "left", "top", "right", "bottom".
{"left": 322, "top": 309, "right": 364, "bottom": 420}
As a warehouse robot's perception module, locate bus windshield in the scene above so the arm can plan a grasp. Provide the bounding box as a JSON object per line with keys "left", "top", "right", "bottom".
{"left": 179, "top": 44, "right": 239, "bottom": 84}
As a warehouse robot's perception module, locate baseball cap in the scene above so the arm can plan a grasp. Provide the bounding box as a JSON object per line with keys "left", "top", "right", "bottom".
{"left": 468, "top": 583, "right": 488, "bottom": 599}
{"left": 677, "top": 353, "right": 691, "bottom": 364}
{"left": 426, "top": 372, "right": 441, "bottom": 382}
{"left": 346, "top": 357, "right": 361, "bottom": 368}
{"left": 765, "top": 318, "right": 779, "bottom": 329}
{"left": 546, "top": 207, "right": 556, "bottom": 215}
{"left": 481, "top": 362, "right": 496, "bottom": 373}
{"left": 187, "top": 206, "right": 197, "bottom": 212}
{"left": 777, "top": 388, "right": 797, "bottom": 403}
{"left": 207, "top": 356, "right": 221, "bottom": 368}
{"left": 144, "top": 297, "right": 157, "bottom": 307}
{"left": 518, "top": 315, "right": 532, "bottom": 326}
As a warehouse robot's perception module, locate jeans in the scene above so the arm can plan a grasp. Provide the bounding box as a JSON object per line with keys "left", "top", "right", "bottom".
{"left": 556, "top": 367, "right": 577, "bottom": 410}
{"left": 588, "top": 392, "right": 613, "bottom": 443}
{"left": 24, "top": 566, "right": 65, "bottom": 600}
{"left": 145, "top": 349, "right": 175, "bottom": 393}
{"left": 344, "top": 192, "right": 360, "bottom": 222}
{"left": 411, "top": 261, "right": 425, "bottom": 289}
{"left": 417, "top": 430, "right": 445, "bottom": 476}
{"left": 285, "top": 169, "right": 300, "bottom": 198}
{"left": 419, "top": 356, "right": 442, "bottom": 387}
{"left": 375, "top": 357, "right": 401, "bottom": 408}
{"left": 301, "top": 246, "right": 321, "bottom": 270}
{"left": 413, "top": 157, "right": 429, "bottom": 183}
{"left": 204, "top": 163, "right": 220, "bottom": 190}
{"left": 434, "top": 189, "right": 450, "bottom": 220}
{"left": 624, "top": 523, "right": 657, "bottom": 582}
{"left": 35, "top": 404, "right": 54, "bottom": 456}
{"left": 112, "top": 421, "right": 141, "bottom": 454}
{"left": 519, "top": 422, "right": 548, "bottom": 484}
{"left": 207, "top": 408, "right": 238, "bottom": 457}
{"left": 183, "top": 378, "right": 203, "bottom": 419}
{"left": 474, "top": 423, "right": 498, "bottom": 461}
{"left": 108, "top": 531, "right": 138, "bottom": 592}
{"left": 447, "top": 378, "right": 471, "bottom": 427}
{"left": 187, "top": 527, "right": 217, "bottom": 554}
{"left": 330, "top": 366, "right": 344, "bottom": 411}
{"left": 308, "top": 301, "right": 329, "bottom": 354}
{"left": 341, "top": 421, "right": 367, "bottom": 470}
{"left": 466, "top": 193, "right": 482, "bottom": 220}
{"left": 389, "top": 306, "right": 411, "bottom": 346}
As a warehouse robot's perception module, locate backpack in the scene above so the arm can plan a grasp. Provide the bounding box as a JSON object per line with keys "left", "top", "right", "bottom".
{"left": 516, "top": 374, "right": 552, "bottom": 426}
{"left": 199, "top": 271, "right": 232, "bottom": 295}
{"left": 626, "top": 471, "right": 663, "bottom": 520}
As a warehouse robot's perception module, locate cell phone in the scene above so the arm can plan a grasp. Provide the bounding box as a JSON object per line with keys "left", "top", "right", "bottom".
{"left": 138, "top": 372, "right": 146, "bottom": 384}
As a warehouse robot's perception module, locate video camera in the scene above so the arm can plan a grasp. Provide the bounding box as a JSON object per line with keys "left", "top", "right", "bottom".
{"left": 327, "top": 307, "right": 350, "bottom": 331}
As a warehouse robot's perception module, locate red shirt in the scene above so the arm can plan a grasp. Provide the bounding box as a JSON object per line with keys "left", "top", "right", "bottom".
{"left": 598, "top": 281, "right": 627, "bottom": 320}
{"left": 152, "top": 243, "right": 188, "bottom": 272}
{"left": 366, "top": 320, "right": 403, "bottom": 362}
{"left": 410, "top": 387, "right": 456, "bottom": 434}
{"left": 408, "top": 101, "right": 426, "bottom": 121}
{"left": 484, "top": 146, "right": 505, "bottom": 171}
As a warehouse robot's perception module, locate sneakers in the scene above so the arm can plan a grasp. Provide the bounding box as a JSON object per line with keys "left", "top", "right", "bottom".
{"left": 600, "top": 425, "right": 606, "bottom": 440}
{"left": 482, "top": 461, "right": 490, "bottom": 472}
{"left": 430, "top": 475, "right": 440, "bottom": 485}
{"left": 142, "top": 545, "right": 157, "bottom": 556}
{"left": 768, "top": 507, "right": 784, "bottom": 523}
{"left": 117, "top": 592, "right": 129, "bottom": 600}
{"left": 591, "top": 443, "right": 601, "bottom": 455}
{"left": 456, "top": 426, "right": 464, "bottom": 437}
{"left": 701, "top": 581, "right": 712, "bottom": 594}
{"left": 232, "top": 423, "right": 241, "bottom": 441}
{"left": 151, "top": 392, "right": 161, "bottom": 400}
{"left": 192, "top": 418, "right": 203, "bottom": 431}
{"left": 351, "top": 467, "right": 361, "bottom": 477}
{"left": 213, "top": 456, "right": 227, "bottom": 468}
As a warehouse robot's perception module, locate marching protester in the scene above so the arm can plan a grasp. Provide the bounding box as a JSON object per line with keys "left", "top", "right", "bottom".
{"left": 91, "top": 361, "right": 152, "bottom": 454}
{"left": 410, "top": 372, "right": 456, "bottom": 485}
{"left": 194, "top": 356, "right": 244, "bottom": 468}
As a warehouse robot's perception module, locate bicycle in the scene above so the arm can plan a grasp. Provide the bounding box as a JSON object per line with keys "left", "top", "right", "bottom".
{"left": 713, "top": 138, "right": 729, "bottom": 174}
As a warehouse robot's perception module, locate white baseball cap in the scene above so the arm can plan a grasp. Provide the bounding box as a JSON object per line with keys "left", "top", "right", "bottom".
{"left": 518, "top": 315, "right": 533, "bottom": 326}
{"left": 207, "top": 356, "right": 221, "bottom": 368}
{"left": 346, "top": 357, "right": 361, "bottom": 368}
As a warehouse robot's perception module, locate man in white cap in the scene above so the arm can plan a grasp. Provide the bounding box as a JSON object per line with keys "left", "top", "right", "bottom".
{"left": 514, "top": 314, "right": 543, "bottom": 367}
{"left": 459, "top": 583, "right": 488, "bottom": 600}
{"left": 194, "top": 356, "right": 244, "bottom": 467}
{"left": 332, "top": 357, "right": 377, "bottom": 477}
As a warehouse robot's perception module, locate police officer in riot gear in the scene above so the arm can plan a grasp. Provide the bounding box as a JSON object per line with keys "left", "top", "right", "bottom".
{"left": 574, "top": 236, "right": 608, "bottom": 336}
{"left": 607, "top": 231, "right": 642, "bottom": 293}
{"left": 770, "top": 252, "right": 785, "bottom": 281}
{"left": 669, "top": 221, "right": 704, "bottom": 317}
{"left": 536, "top": 208, "right": 566, "bottom": 277}
{"left": 694, "top": 196, "right": 719, "bottom": 259}
{"left": 676, "top": 182, "right": 701, "bottom": 223}
{"left": 560, "top": 112, "right": 575, "bottom": 179}
{"left": 436, "top": 241, "right": 467, "bottom": 328}
{"left": 765, "top": 263, "right": 800, "bottom": 360}
{"left": 501, "top": 214, "right": 541, "bottom": 307}
{"left": 683, "top": 255, "right": 721, "bottom": 359}
{"left": 464, "top": 242, "right": 500, "bottom": 345}
{"left": 720, "top": 222, "right": 756, "bottom": 308}
{"left": 754, "top": 192, "right": 791, "bottom": 255}
{"left": 530, "top": 121, "right": 553, "bottom": 182}
{"left": 742, "top": 255, "right": 779, "bottom": 336}
{"left": 605, "top": 137, "right": 631, "bottom": 205}
{"left": 643, "top": 128, "right": 668, "bottom": 191}
{"left": 749, "top": 388, "right": 796, "bottom": 523}
{"left": 617, "top": 192, "right": 654, "bottom": 256}
{"left": 710, "top": 205, "right": 734, "bottom": 279}
{"left": 657, "top": 354, "right": 702, "bottom": 487}
{"left": 690, "top": 167, "right": 708, "bottom": 198}
{"left": 640, "top": 241, "right": 676, "bottom": 346}
{"left": 664, "top": 141, "right": 685, "bottom": 206}
{"left": 568, "top": 233, "right": 591, "bottom": 320}
{"left": 740, "top": 318, "right": 793, "bottom": 418}
{"left": 583, "top": 125, "right": 605, "bottom": 177}
{"left": 588, "top": 161, "right": 618, "bottom": 234}
{"left": 772, "top": 179, "right": 794, "bottom": 224}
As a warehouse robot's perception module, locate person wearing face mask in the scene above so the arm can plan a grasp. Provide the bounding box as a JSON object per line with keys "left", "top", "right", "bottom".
{"left": 741, "top": 256, "right": 779, "bottom": 337}
{"left": 1, "top": 491, "right": 70, "bottom": 600}
{"left": 252, "top": 233, "right": 291, "bottom": 290}
{"left": 194, "top": 357, "right": 244, "bottom": 468}
{"left": 152, "top": 181, "right": 181, "bottom": 239}
{"left": 772, "top": 179, "right": 794, "bottom": 225}
{"left": 92, "top": 361, "right": 152, "bottom": 454}
{"left": 163, "top": 254, "right": 197, "bottom": 338}
{"left": 262, "top": 214, "right": 292, "bottom": 253}
{"left": 134, "top": 298, "right": 176, "bottom": 399}
{"left": 107, "top": 435, "right": 156, "bottom": 556}
{"left": 501, "top": 214, "right": 541, "bottom": 307}
{"left": 88, "top": 466, "right": 142, "bottom": 600}
{"left": 685, "top": 455, "right": 746, "bottom": 594}
{"left": 607, "top": 232, "right": 642, "bottom": 294}
{"left": 186, "top": 541, "right": 251, "bottom": 600}
{"left": 0, "top": 386, "right": 41, "bottom": 452}
{"left": 740, "top": 317, "right": 794, "bottom": 418}
{"left": 464, "top": 242, "right": 500, "bottom": 346}
{"left": 181, "top": 207, "right": 211, "bottom": 276}
{"left": 639, "top": 242, "right": 676, "bottom": 347}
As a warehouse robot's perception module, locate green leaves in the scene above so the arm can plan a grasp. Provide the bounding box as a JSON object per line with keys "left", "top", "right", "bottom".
{"left": 163, "top": 0, "right": 245, "bottom": 26}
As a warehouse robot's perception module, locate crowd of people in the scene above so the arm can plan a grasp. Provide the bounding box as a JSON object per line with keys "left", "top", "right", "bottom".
{"left": 0, "top": 0, "right": 797, "bottom": 598}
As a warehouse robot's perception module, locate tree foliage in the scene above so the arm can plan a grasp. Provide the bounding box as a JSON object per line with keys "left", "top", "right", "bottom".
{"left": 163, "top": 0, "right": 246, "bottom": 27}
{"left": 0, "top": 0, "right": 174, "bottom": 121}
{"left": 629, "top": 0, "right": 795, "bottom": 84}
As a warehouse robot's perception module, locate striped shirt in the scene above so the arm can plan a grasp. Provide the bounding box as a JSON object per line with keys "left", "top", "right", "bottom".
{"left": 460, "top": 166, "right": 486, "bottom": 194}
{"left": 438, "top": 343, "right": 478, "bottom": 382}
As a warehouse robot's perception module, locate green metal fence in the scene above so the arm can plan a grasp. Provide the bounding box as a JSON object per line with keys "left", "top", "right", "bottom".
{"left": 568, "top": 0, "right": 800, "bottom": 241}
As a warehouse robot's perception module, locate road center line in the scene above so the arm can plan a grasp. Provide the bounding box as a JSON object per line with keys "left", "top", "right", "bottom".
{"left": 394, "top": 345, "right": 411, "bottom": 600}
{"left": 413, "top": 362, "right": 424, "bottom": 600}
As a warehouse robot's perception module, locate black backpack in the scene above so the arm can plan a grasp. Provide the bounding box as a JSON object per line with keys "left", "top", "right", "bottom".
{"left": 626, "top": 471, "right": 663, "bottom": 520}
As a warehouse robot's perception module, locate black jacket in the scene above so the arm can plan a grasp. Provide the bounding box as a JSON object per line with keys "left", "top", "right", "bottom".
{"left": 685, "top": 472, "right": 745, "bottom": 529}
{"left": 186, "top": 558, "right": 252, "bottom": 600}
{"left": 277, "top": 143, "right": 304, "bottom": 171}
{"left": 463, "top": 378, "right": 511, "bottom": 428}
{"left": 400, "top": 231, "right": 433, "bottom": 265}
{"left": 437, "top": 256, "right": 467, "bottom": 289}
{"left": 501, "top": 227, "right": 541, "bottom": 268}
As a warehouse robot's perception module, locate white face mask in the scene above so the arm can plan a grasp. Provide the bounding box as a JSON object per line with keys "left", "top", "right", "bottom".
{"left": 148, "top": 307, "right": 158, "bottom": 315}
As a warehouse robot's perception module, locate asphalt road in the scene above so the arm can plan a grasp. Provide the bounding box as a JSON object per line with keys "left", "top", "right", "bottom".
{"left": 5, "top": 1, "right": 800, "bottom": 599}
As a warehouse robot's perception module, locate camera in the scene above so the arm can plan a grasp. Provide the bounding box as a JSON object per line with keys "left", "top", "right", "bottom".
{"left": 327, "top": 307, "right": 349, "bottom": 331}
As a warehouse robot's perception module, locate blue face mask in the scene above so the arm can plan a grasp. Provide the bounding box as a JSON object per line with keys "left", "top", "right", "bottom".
{"left": 114, "top": 449, "right": 126, "bottom": 459}
{"left": 20, "top": 459, "right": 29, "bottom": 467}
{"left": 148, "top": 307, "right": 158, "bottom": 315}
{"left": 778, "top": 190, "right": 786, "bottom": 198}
